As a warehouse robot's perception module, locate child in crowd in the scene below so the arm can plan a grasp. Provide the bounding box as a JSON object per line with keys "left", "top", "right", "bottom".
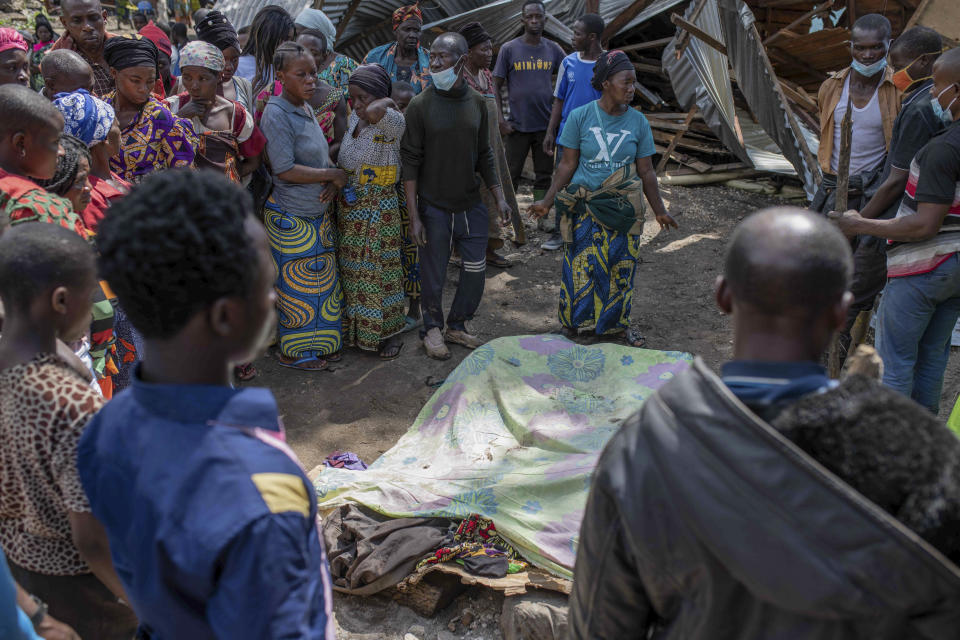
{"left": 0, "top": 84, "right": 119, "bottom": 396}
{"left": 78, "top": 170, "right": 335, "bottom": 638}
{"left": 391, "top": 80, "right": 415, "bottom": 113}
{"left": 0, "top": 222, "right": 136, "bottom": 640}
{"left": 166, "top": 41, "right": 265, "bottom": 183}
{"left": 35, "top": 134, "right": 92, "bottom": 215}
{"left": 53, "top": 88, "right": 128, "bottom": 233}
{"left": 39, "top": 49, "right": 93, "bottom": 100}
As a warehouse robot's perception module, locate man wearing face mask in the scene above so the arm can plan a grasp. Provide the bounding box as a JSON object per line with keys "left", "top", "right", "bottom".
{"left": 829, "top": 27, "right": 944, "bottom": 366}
{"left": 400, "top": 32, "right": 513, "bottom": 360}
{"left": 831, "top": 47, "right": 960, "bottom": 414}
{"left": 811, "top": 14, "right": 900, "bottom": 215}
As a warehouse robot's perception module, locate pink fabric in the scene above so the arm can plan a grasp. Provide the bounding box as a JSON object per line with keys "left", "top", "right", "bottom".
{"left": 0, "top": 28, "right": 27, "bottom": 53}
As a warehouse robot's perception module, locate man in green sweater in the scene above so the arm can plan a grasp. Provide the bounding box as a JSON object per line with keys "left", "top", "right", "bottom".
{"left": 401, "top": 32, "right": 512, "bottom": 360}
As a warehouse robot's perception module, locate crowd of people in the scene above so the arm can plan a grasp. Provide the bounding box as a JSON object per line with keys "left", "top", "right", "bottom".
{"left": 0, "top": 0, "right": 958, "bottom": 638}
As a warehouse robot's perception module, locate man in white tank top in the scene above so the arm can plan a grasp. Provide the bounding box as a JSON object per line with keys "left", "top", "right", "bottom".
{"left": 810, "top": 14, "right": 901, "bottom": 215}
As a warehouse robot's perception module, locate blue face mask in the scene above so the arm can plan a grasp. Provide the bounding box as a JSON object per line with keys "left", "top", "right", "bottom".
{"left": 850, "top": 56, "right": 887, "bottom": 77}
{"left": 932, "top": 84, "right": 958, "bottom": 124}
{"left": 430, "top": 57, "right": 464, "bottom": 91}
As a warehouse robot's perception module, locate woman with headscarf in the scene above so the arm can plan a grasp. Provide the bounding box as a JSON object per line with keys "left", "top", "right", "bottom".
{"left": 53, "top": 88, "right": 128, "bottom": 232}
{"left": 0, "top": 28, "right": 29, "bottom": 87}
{"left": 363, "top": 4, "right": 431, "bottom": 94}
{"left": 295, "top": 7, "right": 357, "bottom": 93}
{"left": 103, "top": 35, "right": 197, "bottom": 183}
{"left": 260, "top": 41, "right": 347, "bottom": 371}
{"left": 195, "top": 9, "right": 254, "bottom": 114}
{"left": 458, "top": 21, "right": 524, "bottom": 269}
{"left": 30, "top": 14, "right": 57, "bottom": 91}
{"left": 166, "top": 41, "right": 265, "bottom": 183}
{"left": 336, "top": 63, "right": 407, "bottom": 358}
{"left": 242, "top": 5, "right": 295, "bottom": 121}
{"left": 297, "top": 29, "right": 347, "bottom": 159}
{"left": 530, "top": 51, "right": 678, "bottom": 348}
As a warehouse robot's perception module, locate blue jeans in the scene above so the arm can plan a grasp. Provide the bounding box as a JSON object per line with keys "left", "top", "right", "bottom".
{"left": 876, "top": 253, "right": 960, "bottom": 413}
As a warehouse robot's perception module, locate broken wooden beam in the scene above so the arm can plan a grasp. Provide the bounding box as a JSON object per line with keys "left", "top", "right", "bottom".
{"left": 656, "top": 106, "right": 699, "bottom": 174}
{"left": 335, "top": 0, "right": 363, "bottom": 39}
{"left": 674, "top": 0, "right": 710, "bottom": 58}
{"left": 763, "top": 0, "right": 834, "bottom": 47}
{"left": 670, "top": 13, "right": 727, "bottom": 56}
{"left": 620, "top": 37, "right": 674, "bottom": 53}
{"left": 601, "top": 0, "right": 657, "bottom": 44}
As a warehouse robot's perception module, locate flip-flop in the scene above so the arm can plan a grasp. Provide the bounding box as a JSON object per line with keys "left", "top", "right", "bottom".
{"left": 401, "top": 315, "right": 423, "bottom": 334}
{"left": 379, "top": 341, "right": 405, "bottom": 360}
{"left": 277, "top": 353, "right": 329, "bottom": 371}
{"left": 234, "top": 363, "right": 258, "bottom": 381}
{"left": 326, "top": 351, "right": 343, "bottom": 362}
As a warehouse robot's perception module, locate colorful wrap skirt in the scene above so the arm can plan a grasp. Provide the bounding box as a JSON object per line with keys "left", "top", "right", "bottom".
{"left": 264, "top": 200, "right": 343, "bottom": 358}
{"left": 337, "top": 183, "right": 406, "bottom": 350}
{"left": 557, "top": 166, "right": 646, "bottom": 336}
{"left": 397, "top": 183, "right": 420, "bottom": 299}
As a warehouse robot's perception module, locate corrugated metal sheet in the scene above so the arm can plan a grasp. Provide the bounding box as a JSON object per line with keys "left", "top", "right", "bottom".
{"left": 662, "top": 0, "right": 820, "bottom": 194}
{"left": 219, "top": 0, "right": 686, "bottom": 61}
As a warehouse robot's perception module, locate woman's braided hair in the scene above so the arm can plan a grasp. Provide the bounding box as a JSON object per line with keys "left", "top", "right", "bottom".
{"left": 35, "top": 134, "right": 89, "bottom": 197}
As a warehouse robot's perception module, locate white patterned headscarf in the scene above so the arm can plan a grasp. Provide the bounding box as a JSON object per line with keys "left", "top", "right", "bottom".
{"left": 52, "top": 89, "right": 115, "bottom": 147}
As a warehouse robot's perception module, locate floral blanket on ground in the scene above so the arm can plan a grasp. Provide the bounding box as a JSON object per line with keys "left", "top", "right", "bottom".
{"left": 314, "top": 335, "right": 692, "bottom": 578}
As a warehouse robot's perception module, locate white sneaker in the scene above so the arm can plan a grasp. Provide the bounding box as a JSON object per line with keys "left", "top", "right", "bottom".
{"left": 423, "top": 327, "right": 451, "bottom": 360}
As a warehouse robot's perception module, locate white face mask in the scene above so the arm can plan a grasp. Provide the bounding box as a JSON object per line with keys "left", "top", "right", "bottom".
{"left": 430, "top": 56, "right": 464, "bottom": 91}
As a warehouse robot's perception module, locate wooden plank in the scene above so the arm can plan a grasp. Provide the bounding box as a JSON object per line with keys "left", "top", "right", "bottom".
{"left": 620, "top": 36, "right": 674, "bottom": 52}
{"left": 779, "top": 80, "right": 818, "bottom": 113}
{"left": 763, "top": 0, "right": 834, "bottom": 47}
{"left": 656, "top": 107, "right": 699, "bottom": 174}
{"left": 602, "top": 0, "right": 657, "bottom": 43}
{"left": 654, "top": 145, "right": 713, "bottom": 173}
{"left": 335, "top": 0, "right": 363, "bottom": 40}
{"left": 632, "top": 62, "right": 666, "bottom": 75}
{"left": 674, "top": 0, "right": 710, "bottom": 58}
{"left": 905, "top": 0, "right": 960, "bottom": 42}
{"left": 670, "top": 13, "right": 727, "bottom": 55}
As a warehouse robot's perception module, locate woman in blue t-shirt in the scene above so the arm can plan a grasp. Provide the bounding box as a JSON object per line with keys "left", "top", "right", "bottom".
{"left": 530, "top": 51, "right": 677, "bottom": 346}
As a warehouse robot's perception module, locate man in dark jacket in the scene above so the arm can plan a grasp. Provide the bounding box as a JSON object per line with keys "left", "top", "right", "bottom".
{"left": 569, "top": 207, "right": 960, "bottom": 639}
{"left": 401, "top": 32, "right": 511, "bottom": 361}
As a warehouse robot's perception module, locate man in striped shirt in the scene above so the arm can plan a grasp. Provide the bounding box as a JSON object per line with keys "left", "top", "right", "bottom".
{"left": 831, "top": 47, "right": 960, "bottom": 412}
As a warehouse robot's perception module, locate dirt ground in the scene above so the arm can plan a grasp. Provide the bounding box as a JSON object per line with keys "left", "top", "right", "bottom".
{"left": 251, "top": 182, "right": 790, "bottom": 470}
{"left": 247, "top": 182, "right": 960, "bottom": 638}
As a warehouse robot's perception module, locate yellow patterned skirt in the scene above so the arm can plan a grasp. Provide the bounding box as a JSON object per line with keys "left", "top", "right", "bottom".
{"left": 264, "top": 199, "right": 343, "bottom": 357}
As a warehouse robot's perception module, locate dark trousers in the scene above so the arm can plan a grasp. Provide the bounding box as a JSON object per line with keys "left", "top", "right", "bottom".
{"left": 420, "top": 201, "right": 488, "bottom": 334}
{"left": 837, "top": 236, "right": 889, "bottom": 359}
{"left": 10, "top": 561, "right": 139, "bottom": 640}
{"left": 505, "top": 129, "right": 553, "bottom": 192}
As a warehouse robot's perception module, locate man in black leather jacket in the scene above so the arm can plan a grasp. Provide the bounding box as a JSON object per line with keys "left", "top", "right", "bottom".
{"left": 568, "top": 207, "right": 960, "bottom": 639}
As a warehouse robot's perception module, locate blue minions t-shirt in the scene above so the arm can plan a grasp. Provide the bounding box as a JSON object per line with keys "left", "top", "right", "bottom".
{"left": 558, "top": 101, "right": 656, "bottom": 191}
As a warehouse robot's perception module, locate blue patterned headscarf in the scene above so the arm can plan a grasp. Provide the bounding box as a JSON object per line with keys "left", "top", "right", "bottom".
{"left": 53, "top": 89, "right": 116, "bottom": 147}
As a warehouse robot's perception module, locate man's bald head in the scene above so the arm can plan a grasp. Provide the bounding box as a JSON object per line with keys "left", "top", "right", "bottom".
{"left": 432, "top": 32, "right": 467, "bottom": 58}
{"left": 934, "top": 47, "right": 960, "bottom": 85}
{"left": 40, "top": 49, "right": 94, "bottom": 98}
{"left": 724, "top": 208, "right": 852, "bottom": 317}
